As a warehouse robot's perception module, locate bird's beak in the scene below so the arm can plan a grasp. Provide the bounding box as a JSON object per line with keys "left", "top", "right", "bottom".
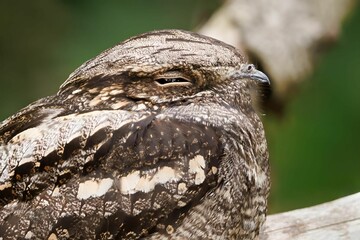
{"left": 248, "top": 69, "right": 270, "bottom": 85}
{"left": 230, "top": 66, "right": 270, "bottom": 85}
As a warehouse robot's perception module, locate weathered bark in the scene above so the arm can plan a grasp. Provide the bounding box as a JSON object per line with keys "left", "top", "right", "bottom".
{"left": 260, "top": 192, "right": 360, "bottom": 240}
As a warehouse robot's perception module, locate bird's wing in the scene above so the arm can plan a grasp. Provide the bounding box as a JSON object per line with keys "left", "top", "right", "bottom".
{"left": 0, "top": 108, "right": 223, "bottom": 239}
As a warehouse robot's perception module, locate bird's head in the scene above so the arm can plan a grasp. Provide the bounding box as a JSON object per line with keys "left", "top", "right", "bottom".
{"left": 59, "top": 30, "right": 269, "bottom": 112}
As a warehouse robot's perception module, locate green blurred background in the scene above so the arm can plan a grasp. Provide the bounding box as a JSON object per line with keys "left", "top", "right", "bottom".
{"left": 1, "top": 1, "right": 359, "bottom": 214}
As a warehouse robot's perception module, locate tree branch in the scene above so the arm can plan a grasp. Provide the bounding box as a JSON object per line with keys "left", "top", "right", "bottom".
{"left": 260, "top": 192, "right": 360, "bottom": 240}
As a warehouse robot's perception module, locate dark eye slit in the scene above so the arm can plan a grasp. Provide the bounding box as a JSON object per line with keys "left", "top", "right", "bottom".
{"left": 156, "top": 78, "right": 190, "bottom": 85}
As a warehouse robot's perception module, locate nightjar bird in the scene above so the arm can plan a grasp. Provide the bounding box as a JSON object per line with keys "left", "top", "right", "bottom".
{"left": 0, "top": 30, "right": 270, "bottom": 239}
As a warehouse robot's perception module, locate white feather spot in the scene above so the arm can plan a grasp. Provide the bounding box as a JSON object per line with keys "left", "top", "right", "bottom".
{"left": 177, "top": 200, "right": 187, "bottom": 207}
{"left": 51, "top": 186, "right": 61, "bottom": 197}
{"left": 189, "top": 155, "right": 206, "bottom": 185}
{"left": 47, "top": 233, "right": 58, "bottom": 240}
{"left": 77, "top": 178, "right": 114, "bottom": 200}
{"left": 71, "top": 89, "right": 82, "bottom": 94}
{"left": 177, "top": 182, "right": 187, "bottom": 194}
{"left": 0, "top": 182, "right": 11, "bottom": 191}
{"left": 119, "top": 170, "right": 141, "bottom": 194}
{"left": 151, "top": 166, "right": 177, "bottom": 185}
{"left": 119, "top": 167, "right": 179, "bottom": 194}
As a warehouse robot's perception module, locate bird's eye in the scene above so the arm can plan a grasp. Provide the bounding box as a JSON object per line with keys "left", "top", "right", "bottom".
{"left": 155, "top": 72, "right": 192, "bottom": 87}
{"left": 156, "top": 78, "right": 190, "bottom": 85}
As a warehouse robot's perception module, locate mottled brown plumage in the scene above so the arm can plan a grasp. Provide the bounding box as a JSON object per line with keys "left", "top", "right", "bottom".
{"left": 0, "top": 30, "right": 270, "bottom": 239}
